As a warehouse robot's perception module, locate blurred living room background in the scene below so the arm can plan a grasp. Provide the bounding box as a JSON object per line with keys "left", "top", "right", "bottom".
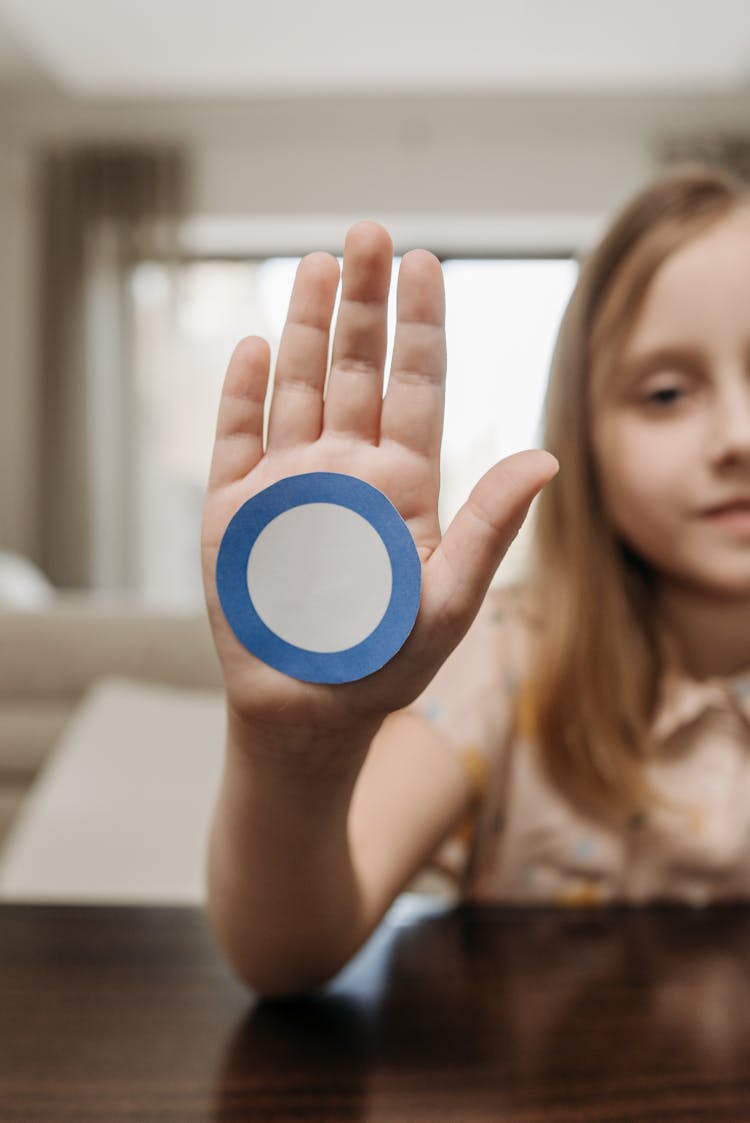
{"left": 1, "top": 0, "right": 749, "bottom": 903}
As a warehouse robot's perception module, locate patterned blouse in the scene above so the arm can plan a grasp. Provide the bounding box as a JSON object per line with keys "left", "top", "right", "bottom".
{"left": 412, "top": 586, "right": 750, "bottom": 907}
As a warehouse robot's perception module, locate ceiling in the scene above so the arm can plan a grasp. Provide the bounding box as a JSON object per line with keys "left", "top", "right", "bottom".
{"left": 1, "top": 0, "right": 750, "bottom": 98}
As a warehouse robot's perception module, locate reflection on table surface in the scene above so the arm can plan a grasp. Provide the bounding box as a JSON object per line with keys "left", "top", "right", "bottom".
{"left": 2, "top": 895, "right": 750, "bottom": 1121}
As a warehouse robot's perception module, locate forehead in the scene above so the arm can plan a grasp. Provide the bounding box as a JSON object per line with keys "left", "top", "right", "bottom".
{"left": 625, "top": 208, "right": 750, "bottom": 358}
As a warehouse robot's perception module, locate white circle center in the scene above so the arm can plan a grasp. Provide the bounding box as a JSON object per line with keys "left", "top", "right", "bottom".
{"left": 246, "top": 503, "right": 393, "bottom": 653}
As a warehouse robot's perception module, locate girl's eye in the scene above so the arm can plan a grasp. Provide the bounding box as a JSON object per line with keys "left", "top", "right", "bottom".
{"left": 643, "top": 384, "right": 687, "bottom": 408}
{"left": 649, "top": 387, "right": 682, "bottom": 404}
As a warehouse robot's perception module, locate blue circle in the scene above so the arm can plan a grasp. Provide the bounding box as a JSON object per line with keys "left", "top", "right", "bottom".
{"left": 216, "top": 473, "right": 422, "bottom": 683}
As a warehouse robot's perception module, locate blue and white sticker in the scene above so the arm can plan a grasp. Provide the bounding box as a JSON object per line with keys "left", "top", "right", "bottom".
{"left": 216, "top": 472, "right": 422, "bottom": 683}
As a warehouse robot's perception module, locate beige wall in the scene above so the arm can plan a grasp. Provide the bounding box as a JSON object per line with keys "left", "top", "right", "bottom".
{"left": 2, "top": 88, "right": 750, "bottom": 564}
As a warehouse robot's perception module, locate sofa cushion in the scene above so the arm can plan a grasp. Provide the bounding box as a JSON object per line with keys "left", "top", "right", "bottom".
{"left": 0, "top": 677, "right": 225, "bottom": 904}
{"left": 0, "top": 601, "right": 222, "bottom": 701}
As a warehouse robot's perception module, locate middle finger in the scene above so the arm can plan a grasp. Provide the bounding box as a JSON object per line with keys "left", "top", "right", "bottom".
{"left": 323, "top": 222, "right": 393, "bottom": 444}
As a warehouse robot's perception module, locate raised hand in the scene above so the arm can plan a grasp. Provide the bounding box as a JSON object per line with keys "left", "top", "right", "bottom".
{"left": 201, "top": 222, "right": 557, "bottom": 734}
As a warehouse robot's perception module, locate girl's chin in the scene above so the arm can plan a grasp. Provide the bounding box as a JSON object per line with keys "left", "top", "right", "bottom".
{"left": 656, "top": 565, "right": 750, "bottom": 602}
{"left": 689, "top": 577, "right": 750, "bottom": 601}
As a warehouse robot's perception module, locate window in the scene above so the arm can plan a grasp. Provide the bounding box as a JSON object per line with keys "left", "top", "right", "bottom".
{"left": 131, "top": 255, "right": 577, "bottom": 606}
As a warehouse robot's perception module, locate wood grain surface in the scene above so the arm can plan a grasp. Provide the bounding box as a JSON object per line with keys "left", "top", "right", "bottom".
{"left": 1, "top": 898, "right": 749, "bottom": 1121}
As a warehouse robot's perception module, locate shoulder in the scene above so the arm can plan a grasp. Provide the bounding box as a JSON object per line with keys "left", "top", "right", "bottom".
{"left": 441, "top": 580, "right": 539, "bottom": 690}
{"left": 411, "top": 582, "right": 538, "bottom": 752}
{"left": 484, "top": 581, "right": 539, "bottom": 635}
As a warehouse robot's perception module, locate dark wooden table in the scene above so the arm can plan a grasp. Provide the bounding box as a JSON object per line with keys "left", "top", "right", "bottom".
{"left": 2, "top": 896, "right": 750, "bottom": 1121}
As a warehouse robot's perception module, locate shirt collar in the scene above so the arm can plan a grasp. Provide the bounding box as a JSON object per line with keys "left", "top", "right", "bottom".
{"left": 651, "top": 665, "right": 750, "bottom": 742}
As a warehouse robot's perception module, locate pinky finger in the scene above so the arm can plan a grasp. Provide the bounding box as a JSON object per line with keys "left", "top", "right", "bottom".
{"left": 208, "top": 336, "right": 271, "bottom": 490}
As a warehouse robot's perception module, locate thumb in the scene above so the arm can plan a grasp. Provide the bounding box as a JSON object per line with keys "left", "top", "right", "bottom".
{"left": 431, "top": 448, "right": 559, "bottom": 620}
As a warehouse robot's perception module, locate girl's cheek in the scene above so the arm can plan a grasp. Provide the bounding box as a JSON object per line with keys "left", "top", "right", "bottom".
{"left": 595, "top": 426, "right": 676, "bottom": 524}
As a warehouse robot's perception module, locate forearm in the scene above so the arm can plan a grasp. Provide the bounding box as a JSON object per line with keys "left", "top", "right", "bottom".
{"left": 206, "top": 706, "right": 382, "bottom": 996}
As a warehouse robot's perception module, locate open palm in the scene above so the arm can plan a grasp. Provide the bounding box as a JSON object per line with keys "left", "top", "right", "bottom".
{"left": 201, "top": 223, "right": 557, "bottom": 732}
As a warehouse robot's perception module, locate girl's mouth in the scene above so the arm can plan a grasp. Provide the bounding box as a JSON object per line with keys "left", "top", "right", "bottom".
{"left": 700, "top": 501, "right": 750, "bottom": 535}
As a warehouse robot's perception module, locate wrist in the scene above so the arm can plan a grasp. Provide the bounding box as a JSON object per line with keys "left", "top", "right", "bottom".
{"left": 226, "top": 699, "right": 383, "bottom": 780}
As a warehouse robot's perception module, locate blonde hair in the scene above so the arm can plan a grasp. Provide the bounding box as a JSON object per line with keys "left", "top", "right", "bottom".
{"left": 526, "top": 164, "right": 750, "bottom": 824}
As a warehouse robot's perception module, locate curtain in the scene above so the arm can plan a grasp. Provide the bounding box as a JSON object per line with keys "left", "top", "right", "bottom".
{"left": 37, "top": 145, "right": 186, "bottom": 589}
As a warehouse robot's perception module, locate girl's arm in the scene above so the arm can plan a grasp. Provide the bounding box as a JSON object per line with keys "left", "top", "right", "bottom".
{"left": 207, "top": 708, "right": 470, "bottom": 996}
{"left": 202, "top": 222, "right": 557, "bottom": 995}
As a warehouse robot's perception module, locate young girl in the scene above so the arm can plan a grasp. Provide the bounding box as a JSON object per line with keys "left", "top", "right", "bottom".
{"left": 201, "top": 165, "right": 750, "bottom": 995}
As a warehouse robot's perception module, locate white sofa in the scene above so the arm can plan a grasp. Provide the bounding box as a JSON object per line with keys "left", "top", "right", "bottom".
{"left": 0, "top": 596, "right": 225, "bottom": 898}
{"left": 0, "top": 559, "right": 452, "bottom": 903}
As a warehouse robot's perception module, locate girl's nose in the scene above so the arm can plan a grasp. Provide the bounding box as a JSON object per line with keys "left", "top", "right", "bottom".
{"left": 709, "top": 380, "right": 750, "bottom": 466}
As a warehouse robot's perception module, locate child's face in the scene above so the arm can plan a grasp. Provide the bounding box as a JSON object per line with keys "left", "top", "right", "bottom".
{"left": 593, "top": 208, "right": 750, "bottom": 598}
